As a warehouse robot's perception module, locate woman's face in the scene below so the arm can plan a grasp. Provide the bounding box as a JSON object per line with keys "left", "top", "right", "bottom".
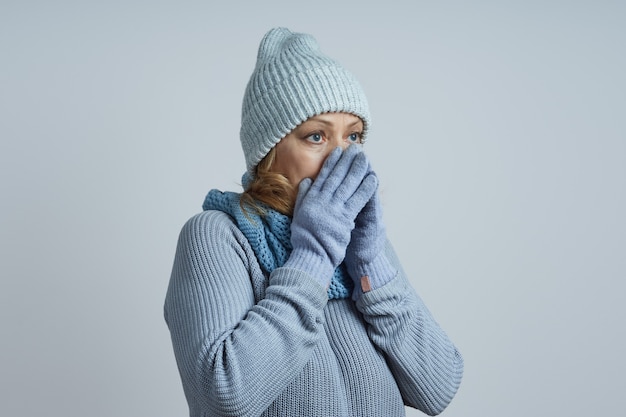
{"left": 271, "top": 112, "right": 364, "bottom": 192}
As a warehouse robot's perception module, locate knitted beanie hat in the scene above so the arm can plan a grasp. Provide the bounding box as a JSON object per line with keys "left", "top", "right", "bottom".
{"left": 240, "top": 27, "right": 370, "bottom": 173}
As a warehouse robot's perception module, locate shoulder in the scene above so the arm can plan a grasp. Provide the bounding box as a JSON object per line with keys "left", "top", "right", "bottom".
{"left": 181, "top": 209, "right": 238, "bottom": 236}
{"left": 176, "top": 210, "right": 250, "bottom": 255}
{"left": 171, "top": 210, "right": 264, "bottom": 288}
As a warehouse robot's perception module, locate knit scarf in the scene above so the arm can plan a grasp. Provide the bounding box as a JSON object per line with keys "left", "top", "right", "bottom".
{"left": 202, "top": 189, "right": 353, "bottom": 299}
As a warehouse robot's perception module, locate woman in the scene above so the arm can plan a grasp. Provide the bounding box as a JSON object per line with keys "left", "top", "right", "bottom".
{"left": 165, "top": 27, "right": 463, "bottom": 417}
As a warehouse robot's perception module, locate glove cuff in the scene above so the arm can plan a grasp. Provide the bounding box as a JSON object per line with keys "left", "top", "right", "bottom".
{"left": 349, "top": 253, "right": 397, "bottom": 301}
{"left": 283, "top": 248, "right": 335, "bottom": 289}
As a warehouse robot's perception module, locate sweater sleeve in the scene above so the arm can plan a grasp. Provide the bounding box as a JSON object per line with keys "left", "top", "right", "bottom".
{"left": 355, "top": 240, "right": 464, "bottom": 416}
{"left": 164, "top": 211, "right": 328, "bottom": 417}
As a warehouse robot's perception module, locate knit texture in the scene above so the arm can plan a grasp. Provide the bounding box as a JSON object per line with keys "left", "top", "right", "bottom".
{"left": 202, "top": 189, "right": 354, "bottom": 299}
{"left": 164, "top": 210, "right": 464, "bottom": 417}
{"left": 240, "top": 27, "right": 370, "bottom": 172}
{"left": 344, "top": 189, "right": 398, "bottom": 300}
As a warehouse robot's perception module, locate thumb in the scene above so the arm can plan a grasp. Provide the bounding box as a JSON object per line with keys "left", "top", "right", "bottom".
{"left": 295, "top": 178, "right": 313, "bottom": 204}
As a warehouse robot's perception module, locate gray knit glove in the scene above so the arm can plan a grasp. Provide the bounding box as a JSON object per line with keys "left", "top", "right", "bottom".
{"left": 284, "top": 145, "right": 377, "bottom": 288}
{"left": 345, "top": 170, "right": 397, "bottom": 300}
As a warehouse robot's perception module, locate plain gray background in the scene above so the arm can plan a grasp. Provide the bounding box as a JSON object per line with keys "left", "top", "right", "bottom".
{"left": 1, "top": 1, "right": 624, "bottom": 416}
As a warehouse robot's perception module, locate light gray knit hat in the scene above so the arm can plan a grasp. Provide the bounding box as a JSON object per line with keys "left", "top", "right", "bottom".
{"left": 240, "top": 27, "right": 370, "bottom": 173}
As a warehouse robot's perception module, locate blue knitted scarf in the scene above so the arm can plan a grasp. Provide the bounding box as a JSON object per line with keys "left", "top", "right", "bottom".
{"left": 202, "top": 189, "right": 353, "bottom": 299}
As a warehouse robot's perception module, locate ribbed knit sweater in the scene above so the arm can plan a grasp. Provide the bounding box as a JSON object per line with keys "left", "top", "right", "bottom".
{"left": 164, "top": 210, "right": 463, "bottom": 417}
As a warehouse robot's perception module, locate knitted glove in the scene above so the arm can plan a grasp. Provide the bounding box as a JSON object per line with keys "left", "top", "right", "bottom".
{"left": 345, "top": 170, "right": 397, "bottom": 300}
{"left": 284, "top": 145, "right": 377, "bottom": 288}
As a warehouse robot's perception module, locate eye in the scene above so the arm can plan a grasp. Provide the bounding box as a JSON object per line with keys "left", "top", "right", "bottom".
{"left": 305, "top": 132, "right": 323, "bottom": 143}
{"left": 347, "top": 132, "right": 363, "bottom": 144}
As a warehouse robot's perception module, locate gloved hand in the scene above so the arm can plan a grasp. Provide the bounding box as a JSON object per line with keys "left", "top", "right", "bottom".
{"left": 284, "top": 145, "right": 377, "bottom": 288}
{"left": 344, "top": 166, "right": 397, "bottom": 300}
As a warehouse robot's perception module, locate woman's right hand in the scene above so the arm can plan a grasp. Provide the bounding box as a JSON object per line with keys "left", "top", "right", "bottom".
{"left": 285, "top": 145, "right": 377, "bottom": 288}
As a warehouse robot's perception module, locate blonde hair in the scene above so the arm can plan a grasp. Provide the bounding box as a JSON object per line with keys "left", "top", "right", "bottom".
{"left": 240, "top": 147, "right": 295, "bottom": 216}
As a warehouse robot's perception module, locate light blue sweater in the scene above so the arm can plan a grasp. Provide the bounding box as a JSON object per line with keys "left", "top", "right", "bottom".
{"left": 164, "top": 210, "right": 463, "bottom": 416}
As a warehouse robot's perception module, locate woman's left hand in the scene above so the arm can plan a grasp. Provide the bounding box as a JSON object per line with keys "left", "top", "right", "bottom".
{"left": 344, "top": 168, "right": 397, "bottom": 300}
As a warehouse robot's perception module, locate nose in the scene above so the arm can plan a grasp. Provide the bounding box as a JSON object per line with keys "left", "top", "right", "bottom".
{"left": 329, "top": 135, "right": 351, "bottom": 150}
{"left": 320, "top": 137, "right": 351, "bottom": 162}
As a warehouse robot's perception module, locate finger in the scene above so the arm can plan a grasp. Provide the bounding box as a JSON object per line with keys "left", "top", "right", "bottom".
{"left": 312, "top": 147, "right": 343, "bottom": 189}
{"left": 297, "top": 177, "right": 312, "bottom": 200}
{"left": 344, "top": 172, "right": 378, "bottom": 215}
{"left": 332, "top": 150, "right": 370, "bottom": 201}
{"left": 356, "top": 188, "right": 381, "bottom": 227}
{"left": 293, "top": 178, "right": 313, "bottom": 213}
{"left": 366, "top": 158, "right": 375, "bottom": 175}
{"left": 320, "top": 144, "right": 363, "bottom": 194}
